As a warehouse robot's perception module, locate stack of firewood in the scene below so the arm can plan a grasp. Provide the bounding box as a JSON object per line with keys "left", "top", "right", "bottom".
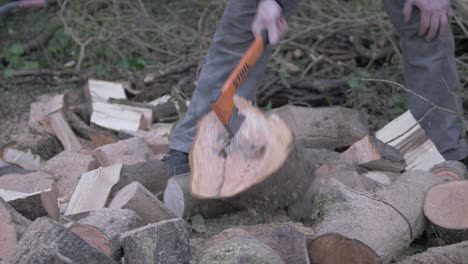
{"left": 1, "top": 79, "right": 468, "bottom": 264}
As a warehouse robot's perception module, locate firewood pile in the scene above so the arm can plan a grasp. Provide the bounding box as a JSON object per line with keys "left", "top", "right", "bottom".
{"left": 1, "top": 79, "right": 468, "bottom": 264}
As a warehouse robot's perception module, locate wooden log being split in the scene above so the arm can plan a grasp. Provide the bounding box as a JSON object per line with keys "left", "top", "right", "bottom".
{"left": 70, "top": 209, "right": 144, "bottom": 261}
{"left": 424, "top": 180, "right": 468, "bottom": 245}
{"left": 120, "top": 218, "right": 191, "bottom": 264}
{"left": 92, "top": 137, "right": 154, "bottom": 167}
{"left": 2, "top": 148, "right": 45, "bottom": 170}
{"left": 307, "top": 170, "right": 444, "bottom": 264}
{"left": 5, "top": 217, "right": 114, "bottom": 264}
{"left": 109, "top": 182, "right": 175, "bottom": 224}
{"left": 429, "top": 161, "right": 468, "bottom": 181}
{"left": 190, "top": 96, "right": 318, "bottom": 212}
{"left": 163, "top": 173, "right": 238, "bottom": 219}
{"left": 0, "top": 197, "right": 31, "bottom": 262}
{"left": 0, "top": 171, "right": 59, "bottom": 220}
{"left": 397, "top": 240, "right": 468, "bottom": 264}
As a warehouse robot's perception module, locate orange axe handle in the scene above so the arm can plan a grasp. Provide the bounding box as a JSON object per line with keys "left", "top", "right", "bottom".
{"left": 211, "top": 31, "right": 269, "bottom": 127}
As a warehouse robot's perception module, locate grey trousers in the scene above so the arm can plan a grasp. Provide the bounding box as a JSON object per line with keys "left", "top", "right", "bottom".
{"left": 169, "top": 0, "right": 468, "bottom": 161}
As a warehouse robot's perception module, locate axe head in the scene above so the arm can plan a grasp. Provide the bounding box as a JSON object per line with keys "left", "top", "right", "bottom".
{"left": 210, "top": 91, "right": 245, "bottom": 137}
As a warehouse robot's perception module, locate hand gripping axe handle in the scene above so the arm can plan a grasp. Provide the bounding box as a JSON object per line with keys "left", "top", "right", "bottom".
{"left": 210, "top": 30, "right": 269, "bottom": 137}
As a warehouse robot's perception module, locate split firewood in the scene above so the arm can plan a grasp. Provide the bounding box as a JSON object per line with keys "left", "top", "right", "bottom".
{"left": 92, "top": 137, "right": 154, "bottom": 166}
{"left": 307, "top": 170, "right": 444, "bottom": 264}
{"left": 5, "top": 217, "right": 114, "bottom": 264}
{"left": 109, "top": 182, "right": 175, "bottom": 224}
{"left": 88, "top": 128, "right": 119, "bottom": 148}
{"left": 397, "top": 240, "right": 468, "bottom": 264}
{"left": 429, "top": 161, "right": 468, "bottom": 181}
{"left": 120, "top": 218, "right": 190, "bottom": 264}
{"left": 41, "top": 151, "right": 99, "bottom": 200}
{"left": 200, "top": 222, "right": 312, "bottom": 264}
{"left": 90, "top": 102, "right": 152, "bottom": 132}
{"left": 0, "top": 197, "right": 31, "bottom": 262}
{"left": 0, "top": 171, "right": 59, "bottom": 220}
{"left": 339, "top": 134, "right": 405, "bottom": 173}
{"left": 29, "top": 94, "right": 66, "bottom": 134}
{"left": 65, "top": 164, "right": 122, "bottom": 218}
{"left": 190, "top": 96, "right": 320, "bottom": 212}
{"left": 267, "top": 105, "right": 368, "bottom": 150}
{"left": 69, "top": 208, "right": 144, "bottom": 261}
{"left": 424, "top": 180, "right": 468, "bottom": 245}
{"left": 0, "top": 164, "right": 33, "bottom": 177}
{"left": 84, "top": 79, "right": 127, "bottom": 104}
{"left": 6, "top": 132, "right": 63, "bottom": 160}
{"left": 163, "top": 173, "right": 238, "bottom": 219}
{"left": 2, "top": 148, "right": 45, "bottom": 170}
{"left": 118, "top": 130, "right": 169, "bottom": 155}
{"left": 375, "top": 110, "right": 445, "bottom": 171}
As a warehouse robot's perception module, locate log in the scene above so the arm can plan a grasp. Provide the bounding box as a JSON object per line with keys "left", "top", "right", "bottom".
{"left": 163, "top": 173, "right": 238, "bottom": 219}
{"left": 360, "top": 170, "right": 400, "bottom": 190}
{"left": 0, "top": 197, "right": 31, "bottom": 262}
{"left": 375, "top": 110, "right": 445, "bottom": 171}
{"left": 5, "top": 217, "right": 115, "bottom": 264}
{"left": 397, "top": 240, "right": 468, "bottom": 264}
{"left": 339, "top": 134, "right": 405, "bottom": 173}
{"left": 307, "top": 170, "right": 444, "bottom": 264}
{"left": 92, "top": 137, "right": 154, "bottom": 166}
{"left": 0, "top": 164, "right": 33, "bottom": 177}
{"left": 267, "top": 105, "right": 368, "bottom": 150}
{"left": 2, "top": 148, "right": 45, "bottom": 170}
{"left": 65, "top": 164, "right": 122, "bottom": 218}
{"left": 424, "top": 180, "right": 468, "bottom": 245}
{"left": 28, "top": 94, "right": 66, "bottom": 134}
{"left": 109, "top": 181, "right": 175, "bottom": 224}
{"left": 190, "top": 96, "right": 318, "bottom": 212}
{"left": 7, "top": 132, "right": 63, "bottom": 160}
{"left": 120, "top": 218, "right": 191, "bottom": 264}
{"left": 90, "top": 102, "right": 150, "bottom": 132}
{"left": 0, "top": 171, "right": 59, "bottom": 220}
{"left": 118, "top": 129, "right": 170, "bottom": 155}
{"left": 89, "top": 128, "right": 119, "bottom": 148}
{"left": 41, "top": 151, "right": 99, "bottom": 200}
{"left": 70, "top": 208, "right": 144, "bottom": 260}
{"left": 429, "top": 161, "right": 468, "bottom": 181}
{"left": 84, "top": 79, "right": 127, "bottom": 104}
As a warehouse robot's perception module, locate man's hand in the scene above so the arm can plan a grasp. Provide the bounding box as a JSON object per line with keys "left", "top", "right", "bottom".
{"left": 251, "top": 0, "right": 288, "bottom": 45}
{"left": 403, "top": 0, "right": 452, "bottom": 41}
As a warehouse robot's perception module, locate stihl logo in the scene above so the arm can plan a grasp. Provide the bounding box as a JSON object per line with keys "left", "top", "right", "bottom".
{"left": 233, "top": 63, "right": 250, "bottom": 89}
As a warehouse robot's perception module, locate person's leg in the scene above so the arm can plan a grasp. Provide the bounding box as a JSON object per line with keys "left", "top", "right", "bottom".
{"left": 383, "top": 0, "right": 468, "bottom": 160}
{"left": 164, "top": 0, "right": 299, "bottom": 176}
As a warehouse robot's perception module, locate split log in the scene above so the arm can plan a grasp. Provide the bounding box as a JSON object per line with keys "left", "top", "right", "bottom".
{"left": 29, "top": 94, "right": 66, "bottom": 134}
{"left": 267, "top": 105, "right": 368, "bottom": 150}
{"left": 0, "top": 171, "right": 59, "bottom": 220}
{"left": 92, "top": 137, "right": 154, "bottom": 166}
{"left": 376, "top": 110, "right": 445, "bottom": 171}
{"left": 339, "top": 135, "right": 405, "bottom": 173}
{"left": 397, "top": 240, "right": 468, "bottom": 264}
{"left": 0, "top": 197, "right": 31, "bottom": 262}
{"left": 5, "top": 217, "right": 114, "bottom": 264}
{"left": 90, "top": 102, "right": 151, "bottom": 132}
{"left": 424, "top": 180, "right": 468, "bottom": 245}
{"left": 109, "top": 181, "right": 175, "bottom": 224}
{"left": 120, "top": 218, "right": 191, "bottom": 264}
{"left": 429, "top": 161, "right": 468, "bottom": 181}
{"left": 7, "top": 132, "right": 63, "bottom": 160}
{"left": 3, "top": 148, "right": 45, "bottom": 170}
{"left": 70, "top": 208, "right": 144, "bottom": 260}
{"left": 190, "top": 96, "right": 319, "bottom": 212}
{"left": 307, "top": 170, "right": 444, "bottom": 264}
{"left": 41, "top": 151, "right": 99, "bottom": 200}
{"left": 84, "top": 79, "right": 127, "bottom": 104}
{"left": 118, "top": 130, "right": 169, "bottom": 155}
{"left": 89, "top": 128, "right": 119, "bottom": 148}
{"left": 65, "top": 164, "right": 122, "bottom": 218}
{"left": 163, "top": 173, "right": 238, "bottom": 218}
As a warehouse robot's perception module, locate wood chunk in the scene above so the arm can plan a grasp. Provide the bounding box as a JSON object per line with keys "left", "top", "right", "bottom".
{"left": 120, "top": 218, "right": 190, "bottom": 264}
{"left": 41, "top": 151, "right": 99, "bottom": 200}
{"left": 70, "top": 208, "right": 144, "bottom": 260}
{"left": 0, "top": 165, "right": 33, "bottom": 177}
{"left": 3, "top": 148, "right": 45, "bottom": 170}
{"left": 0, "top": 197, "right": 31, "bottom": 262}
{"left": 109, "top": 182, "right": 175, "bottom": 224}
{"left": 307, "top": 171, "right": 444, "bottom": 264}
{"left": 360, "top": 171, "right": 400, "bottom": 190}
{"left": 339, "top": 135, "right": 405, "bottom": 172}
{"left": 91, "top": 102, "right": 151, "bottom": 132}
{"left": 151, "top": 122, "right": 174, "bottom": 138}
{"left": 163, "top": 173, "right": 238, "bottom": 219}
{"left": 8, "top": 132, "right": 63, "bottom": 160}
{"left": 118, "top": 130, "right": 169, "bottom": 155}
{"left": 0, "top": 171, "right": 59, "bottom": 220}
{"left": 376, "top": 110, "right": 445, "bottom": 171}
{"left": 84, "top": 79, "right": 127, "bottom": 104}
{"left": 397, "top": 240, "right": 468, "bottom": 264}
{"left": 267, "top": 105, "right": 368, "bottom": 149}
{"left": 5, "top": 217, "right": 114, "bottom": 264}
{"left": 92, "top": 137, "right": 154, "bottom": 166}
{"left": 42, "top": 111, "right": 82, "bottom": 152}
{"left": 89, "top": 128, "right": 118, "bottom": 148}
{"left": 430, "top": 161, "right": 468, "bottom": 181}
{"left": 203, "top": 222, "right": 311, "bottom": 264}
{"left": 424, "top": 180, "right": 468, "bottom": 244}
{"left": 28, "top": 94, "right": 65, "bottom": 134}
{"left": 65, "top": 164, "right": 122, "bottom": 217}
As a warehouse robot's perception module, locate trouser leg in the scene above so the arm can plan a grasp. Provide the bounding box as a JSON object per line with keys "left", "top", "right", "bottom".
{"left": 169, "top": 0, "right": 299, "bottom": 153}
{"left": 383, "top": 0, "right": 468, "bottom": 160}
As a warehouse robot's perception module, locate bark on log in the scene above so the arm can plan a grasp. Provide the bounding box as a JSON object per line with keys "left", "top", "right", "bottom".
{"left": 120, "top": 218, "right": 191, "bottom": 264}
{"left": 5, "top": 217, "right": 115, "bottom": 264}
{"left": 118, "top": 130, "right": 169, "bottom": 155}
{"left": 424, "top": 180, "right": 468, "bottom": 245}
{"left": 70, "top": 208, "right": 144, "bottom": 261}
{"left": 429, "top": 161, "right": 468, "bottom": 181}
{"left": 109, "top": 181, "right": 176, "bottom": 224}
{"left": 3, "top": 148, "right": 45, "bottom": 170}
{"left": 397, "top": 240, "right": 468, "bottom": 264}
{"left": 7, "top": 132, "right": 63, "bottom": 160}
{"left": 0, "top": 165, "right": 33, "bottom": 177}
{"left": 0, "top": 197, "right": 31, "bottom": 262}
{"left": 92, "top": 137, "right": 154, "bottom": 166}
{"left": 307, "top": 170, "right": 444, "bottom": 264}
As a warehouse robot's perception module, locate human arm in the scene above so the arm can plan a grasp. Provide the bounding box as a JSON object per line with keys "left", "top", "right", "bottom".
{"left": 251, "top": 0, "right": 288, "bottom": 45}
